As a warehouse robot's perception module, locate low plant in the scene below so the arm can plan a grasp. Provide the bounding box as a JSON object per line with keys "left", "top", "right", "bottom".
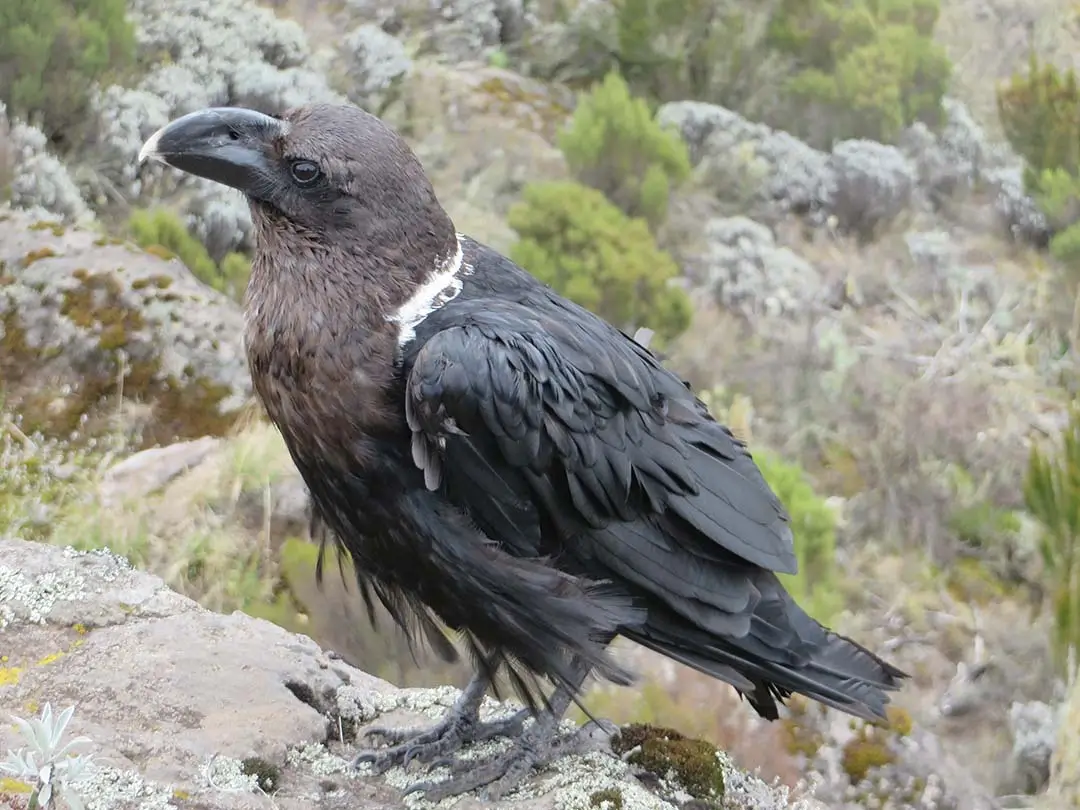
{"left": 1, "top": 703, "right": 96, "bottom": 809}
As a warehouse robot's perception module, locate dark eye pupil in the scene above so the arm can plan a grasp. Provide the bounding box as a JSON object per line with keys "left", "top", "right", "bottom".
{"left": 290, "top": 160, "right": 320, "bottom": 185}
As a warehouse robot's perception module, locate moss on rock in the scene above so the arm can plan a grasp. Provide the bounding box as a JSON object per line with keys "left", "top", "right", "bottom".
{"left": 22, "top": 246, "right": 57, "bottom": 265}
{"left": 841, "top": 728, "right": 896, "bottom": 784}
{"left": 240, "top": 757, "right": 282, "bottom": 792}
{"left": 781, "top": 695, "right": 827, "bottom": 758}
{"left": 611, "top": 723, "right": 725, "bottom": 804}
{"left": 840, "top": 706, "right": 914, "bottom": 784}
{"left": 28, "top": 220, "right": 66, "bottom": 237}
{"left": 589, "top": 787, "right": 625, "bottom": 809}
{"left": 0, "top": 208, "right": 252, "bottom": 448}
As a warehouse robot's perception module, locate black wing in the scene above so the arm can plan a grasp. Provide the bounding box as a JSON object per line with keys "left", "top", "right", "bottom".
{"left": 404, "top": 294, "right": 906, "bottom": 721}
{"left": 404, "top": 295, "right": 797, "bottom": 604}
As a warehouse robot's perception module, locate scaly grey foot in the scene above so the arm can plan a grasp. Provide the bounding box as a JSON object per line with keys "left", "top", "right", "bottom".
{"left": 350, "top": 672, "right": 528, "bottom": 774}
{"left": 400, "top": 710, "right": 592, "bottom": 802}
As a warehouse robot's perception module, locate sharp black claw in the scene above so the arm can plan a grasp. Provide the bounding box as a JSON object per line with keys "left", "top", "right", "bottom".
{"left": 427, "top": 755, "right": 455, "bottom": 771}
{"left": 401, "top": 779, "right": 436, "bottom": 798}
{"left": 402, "top": 744, "right": 427, "bottom": 769}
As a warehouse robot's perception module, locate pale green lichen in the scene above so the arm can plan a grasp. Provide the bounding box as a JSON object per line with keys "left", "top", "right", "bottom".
{"left": 285, "top": 742, "right": 353, "bottom": 777}
{"left": 287, "top": 685, "right": 813, "bottom": 810}
{"left": 0, "top": 564, "right": 89, "bottom": 629}
{"left": 0, "top": 547, "right": 131, "bottom": 628}
{"left": 75, "top": 762, "right": 174, "bottom": 810}
{"left": 200, "top": 754, "right": 259, "bottom": 793}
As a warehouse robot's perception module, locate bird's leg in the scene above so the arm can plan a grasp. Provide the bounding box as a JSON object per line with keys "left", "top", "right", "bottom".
{"left": 402, "top": 660, "right": 595, "bottom": 803}
{"left": 350, "top": 670, "right": 529, "bottom": 774}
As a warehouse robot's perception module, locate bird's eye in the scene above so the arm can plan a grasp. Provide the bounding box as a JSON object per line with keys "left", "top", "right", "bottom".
{"left": 289, "top": 159, "right": 321, "bottom": 187}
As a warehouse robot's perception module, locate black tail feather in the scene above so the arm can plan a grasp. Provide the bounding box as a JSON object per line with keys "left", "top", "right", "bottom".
{"left": 625, "top": 597, "right": 907, "bottom": 723}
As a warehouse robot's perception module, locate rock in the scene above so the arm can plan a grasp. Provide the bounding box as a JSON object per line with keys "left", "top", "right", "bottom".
{"left": 0, "top": 207, "right": 253, "bottom": 448}
{"left": 689, "top": 216, "right": 823, "bottom": 318}
{"left": 346, "top": 0, "right": 525, "bottom": 63}
{"left": 781, "top": 698, "right": 999, "bottom": 810}
{"left": 97, "top": 437, "right": 226, "bottom": 507}
{"left": 657, "top": 101, "right": 836, "bottom": 220}
{"left": 1006, "top": 700, "right": 1061, "bottom": 795}
{"left": 341, "top": 24, "right": 413, "bottom": 113}
{"left": 657, "top": 98, "right": 1050, "bottom": 247}
{"left": 0, "top": 536, "right": 822, "bottom": 810}
{"left": 1, "top": 102, "right": 93, "bottom": 225}
{"left": 1047, "top": 674, "right": 1080, "bottom": 807}
{"left": 384, "top": 63, "right": 572, "bottom": 254}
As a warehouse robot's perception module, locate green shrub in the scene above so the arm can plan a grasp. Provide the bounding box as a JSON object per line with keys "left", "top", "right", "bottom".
{"left": 754, "top": 449, "right": 843, "bottom": 624}
{"left": 1033, "top": 168, "right": 1080, "bottom": 231}
{"left": 1023, "top": 405, "right": 1080, "bottom": 672}
{"left": 508, "top": 180, "right": 692, "bottom": 344}
{"left": 766, "top": 0, "right": 950, "bottom": 146}
{"left": 0, "top": 0, "right": 136, "bottom": 149}
{"left": 1036, "top": 169, "right": 1080, "bottom": 269}
{"left": 128, "top": 208, "right": 251, "bottom": 299}
{"left": 558, "top": 71, "right": 691, "bottom": 229}
{"left": 582, "top": 0, "right": 783, "bottom": 116}
{"left": 997, "top": 53, "right": 1080, "bottom": 186}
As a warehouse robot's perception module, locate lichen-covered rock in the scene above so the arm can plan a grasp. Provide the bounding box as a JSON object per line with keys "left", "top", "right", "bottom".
{"left": 1048, "top": 675, "right": 1080, "bottom": 807}
{"left": 657, "top": 101, "right": 836, "bottom": 219}
{"left": 0, "top": 207, "right": 251, "bottom": 448}
{"left": 830, "top": 140, "right": 917, "bottom": 240}
{"left": 1007, "top": 700, "right": 1061, "bottom": 795}
{"left": 0, "top": 535, "right": 827, "bottom": 810}
{"left": 342, "top": 24, "right": 413, "bottom": 112}
{"left": 91, "top": 0, "right": 347, "bottom": 256}
{"left": 659, "top": 98, "right": 1050, "bottom": 247}
{"left": 347, "top": 0, "right": 525, "bottom": 63}
{"left": 1, "top": 102, "right": 93, "bottom": 226}
{"left": 780, "top": 698, "right": 997, "bottom": 810}
{"left": 689, "top": 216, "right": 823, "bottom": 318}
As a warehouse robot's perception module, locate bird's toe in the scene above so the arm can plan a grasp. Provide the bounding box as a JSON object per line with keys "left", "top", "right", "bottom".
{"left": 402, "top": 717, "right": 591, "bottom": 802}
{"left": 350, "top": 706, "right": 529, "bottom": 776}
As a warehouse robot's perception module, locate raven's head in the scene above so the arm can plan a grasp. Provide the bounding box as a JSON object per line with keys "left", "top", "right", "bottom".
{"left": 138, "top": 103, "right": 454, "bottom": 256}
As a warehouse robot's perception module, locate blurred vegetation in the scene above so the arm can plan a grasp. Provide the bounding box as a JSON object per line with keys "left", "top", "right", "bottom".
{"left": 557, "top": 0, "right": 950, "bottom": 148}
{"left": 998, "top": 54, "right": 1080, "bottom": 290}
{"left": 558, "top": 71, "right": 690, "bottom": 230}
{"left": 998, "top": 53, "right": 1080, "bottom": 185}
{"left": 1023, "top": 405, "right": 1080, "bottom": 673}
{"left": 695, "top": 386, "right": 842, "bottom": 623}
{"left": 561, "top": 0, "right": 787, "bottom": 123}
{"left": 755, "top": 449, "right": 844, "bottom": 624}
{"left": 128, "top": 208, "right": 252, "bottom": 299}
{"left": 0, "top": 0, "right": 136, "bottom": 150}
{"left": 508, "top": 180, "right": 692, "bottom": 344}
{"left": 765, "top": 0, "right": 951, "bottom": 146}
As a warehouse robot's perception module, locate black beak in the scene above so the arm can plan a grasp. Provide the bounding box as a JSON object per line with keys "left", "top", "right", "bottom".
{"left": 138, "top": 107, "right": 284, "bottom": 200}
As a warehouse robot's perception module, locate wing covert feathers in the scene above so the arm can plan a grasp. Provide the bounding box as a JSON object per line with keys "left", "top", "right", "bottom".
{"left": 401, "top": 289, "right": 906, "bottom": 721}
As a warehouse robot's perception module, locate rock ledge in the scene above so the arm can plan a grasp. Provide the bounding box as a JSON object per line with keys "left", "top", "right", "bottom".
{"left": 0, "top": 537, "right": 821, "bottom": 810}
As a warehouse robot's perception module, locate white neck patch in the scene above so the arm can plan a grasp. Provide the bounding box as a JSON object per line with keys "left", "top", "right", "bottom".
{"left": 388, "top": 235, "right": 469, "bottom": 348}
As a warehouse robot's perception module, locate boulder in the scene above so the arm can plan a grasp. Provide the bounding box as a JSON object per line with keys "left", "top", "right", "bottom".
{"left": 0, "top": 207, "right": 252, "bottom": 448}
{"left": 1047, "top": 674, "right": 1080, "bottom": 807}
{"left": 0, "top": 537, "right": 827, "bottom": 810}
{"left": 383, "top": 63, "right": 573, "bottom": 255}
